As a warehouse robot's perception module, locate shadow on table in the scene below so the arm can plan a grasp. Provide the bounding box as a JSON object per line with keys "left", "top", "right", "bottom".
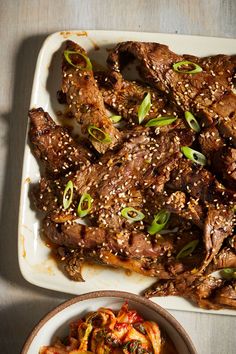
{"left": 0, "top": 298, "right": 63, "bottom": 349}
{"left": 0, "top": 35, "right": 70, "bottom": 300}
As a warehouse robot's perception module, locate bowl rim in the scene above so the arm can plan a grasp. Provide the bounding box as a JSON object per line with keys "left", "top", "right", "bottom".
{"left": 21, "top": 290, "right": 197, "bottom": 354}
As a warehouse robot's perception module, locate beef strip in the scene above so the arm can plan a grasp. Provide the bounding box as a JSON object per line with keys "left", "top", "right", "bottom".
{"left": 198, "top": 126, "right": 224, "bottom": 158}
{"left": 61, "top": 40, "right": 121, "bottom": 153}
{"left": 43, "top": 217, "right": 173, "bottom": 261}
{"left": 205, "top": 247, "right": 236, "bottom": 274}
{"left": 199, "top": 126, "right": 236, "bottom": 190}
{"left": 35, "top": 126, "right": 194, "bottom": 232}
{"left": 145, "top": 275, "right": 236, "bottom": 309}
{"left": 44, "top": 216, "right": 203, "bottom": 279}
{"left": 107, "top": 41, "right": 236, "bottom": 124}
{"left": 212, "top": 147, "right": 236, "bottom": 189}
{"left": 166, "top": 158, "right": 235, "bottom": 271}
{"left": 167, "top": 158, "right": 235, "bottom": 205}
{"left": 58, "top": 247, "right": 171, "bottom": 280}
{"left": 88, "top": 128, "right": 194, "bottom": 231}
{"left": 228, "top": 235, "right": 236, "bottom": 250}
{"left": 95, "top": 70, "right": 181, "bottom": 126}
{"left": 201, "top": 206, "right": 234, "bottom": 271}
{"left": 29, "top": 108, "right": 91, "bottom": 176}
{"left": 213, "top": 281, "right": 236, "bottom": 308}
{"left": 201, "top": 92, "right": 236, "bottom": 140}
{"left": 64, "top": 254, "right": 84, "bottom": 281}
{"left": 145, "top": 189, "right": 204, "bottom": 229}
{"left": 142, "top": 154, "right": 182, "bottom": 194}
{"left": 32, "top": 177, "right": 59, "bottom": 212}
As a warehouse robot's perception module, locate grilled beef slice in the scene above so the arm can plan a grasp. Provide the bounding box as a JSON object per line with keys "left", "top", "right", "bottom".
{"left": 205, "top": 247, "right": 236, "bottom": 273}
{"left": 43, "top": 217, "right": 203, "bottom": 279}
{"left": 107, "top": 41, "right": 236, "bottom": 126}
{"left": 213, "top": 281, "right": 236, "bottom": 308}
{"left": 203, "top": 92, "right": 236, "bottom": 140}
{"left": 201, "top": 206, "right": 234, "bottom": 270}
{"left": 198, "top": 126, "right": 224, "bottom": 158}
{"left": 145, "top": 275, "right": 236, "bottom": 309}
{"left": 145, "top": 186, "right": 205, "bottom": 229}
{"left": 96, "top": 70, "right": 181, "bottom": 126}
{"left": 167, "top": 158, "right": 235, "bottom": 205}
{"left": 212, "top": 148, "right": 236, "bottom": 189}
{"left": 35, "top": 126, "right": 194, "bottom": 232}
{"left": 43, "top": 218, "right": 173, "bottom": 261}
{"left": 29, "top": 108, "right": 91, "bottom": 176}
{"left": 61, "top": 40, "right": 121, "bottom": 153}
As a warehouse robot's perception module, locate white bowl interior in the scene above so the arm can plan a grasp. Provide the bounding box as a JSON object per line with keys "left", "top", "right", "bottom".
{"left": 24, "top": 294, "right": 195, "bottom": 354}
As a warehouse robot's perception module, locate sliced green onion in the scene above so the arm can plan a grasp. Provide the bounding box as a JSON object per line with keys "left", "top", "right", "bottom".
{"left": 121, "top": 207, "right": 145, "bottom": 223}
{"left": 124, "top": 340, "right": 142, "bottom": 351}
{"left": 145, "top": 116, "right": 177, "bottom": 127}
{"left": 176, "top": 240, "right": 199, "bottom": 260}
{"left": 181, "top": 146, "right": 206, "bottom": 166}
{"left": 77, "top": 193, "right": 93, "bottom": 217}
{"left": 64, "top": 50, "right": 92, "bottom": 70}
{"left": 88, "top": 125, "right": 112, "bottom": 143}
{"left": 148, "top": 210, "right": 170, "bottom": 235}
{"left": 173, "top": 60, "right": 202, "bottom": 74}
{"left": 63, "top": 180, "right": 73, "bottom": 209}
{"left": 221, "top": 268, "right": 236, "bottom": 280}
{"left": 138, "top": 92, "right": 151, "bottom": 124}
{"left": 184, "top": 111, "right": 201, "bottom": 132}
{"left": 110, "top": 115, "right": 122, "bottom": 123}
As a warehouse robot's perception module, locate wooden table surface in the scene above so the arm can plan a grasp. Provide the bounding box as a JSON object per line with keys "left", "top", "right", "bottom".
{"left": 0, "top": 1, "right": 235, "bottom": 353}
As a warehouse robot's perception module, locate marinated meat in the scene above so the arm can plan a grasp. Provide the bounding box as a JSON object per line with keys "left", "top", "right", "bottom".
{"left": 213, "top": 281, "right": 236, "bottom": 308}
{"left": 43, "top": 217, "right": 173, "bottom": 261}
{"left": 201, "top": 206, "right": 234, "bottom": 270}
{"left": 206, "top": 92, "right": 236, "bottom": 144}
{"left": 212, "top": 147, "right": 236, "bottom": 188}
{"left": 32, "top": 177, "right": 59, "bottom": 212}
{"left": 229, "top": 235, "right": 236, "bottom": 250}
{"left": 145, "top": 183, "right": 205, "bottom": 229}
{"left": 205, "top": 247, "right": 236, "bottom": 273}
{"left": 44, "top": 217, "right": 203, "bottom": 279}
{"left": 29, "top": 108, "right": 91, "bottom": 176}
{"left": 96, "top": 70, "right": 181, "bottom": 126}
{"left": 167, "top": 158, "right": 235, "bottom": 205}
{"left": 61, "top": 40, "right": 121, "bottom": 153}
{"left": 145, "top": 275, "right": 236, "bottom": 309}
{"left": 29, "top": 40, "right": 236, "bottom": 310}
{"left": 198, "top": 126, "right": 224, "bottom": 158}
{"left": 107, "top": 41, "right": 236, "bottom": 125}
{"left": 34, "top": 125, "right": 194, "bottom": 232}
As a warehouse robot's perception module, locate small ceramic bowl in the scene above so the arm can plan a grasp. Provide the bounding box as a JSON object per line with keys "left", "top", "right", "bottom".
{"left": 21, "top": 291, "right": 197, "bottom": 354}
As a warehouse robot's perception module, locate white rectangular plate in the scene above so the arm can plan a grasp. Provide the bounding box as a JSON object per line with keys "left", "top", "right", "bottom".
{"left": 18, "top": 30, "right": 236, "bottom": 315}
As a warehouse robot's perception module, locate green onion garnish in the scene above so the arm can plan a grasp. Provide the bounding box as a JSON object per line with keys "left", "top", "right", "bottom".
{"left": 184, "top": 111, "right": 200, "bottom": 133}
{"left": 173, "top": 60, "right": 202, "bottom": 74}
{"left": 138, "top": 92, "right": 151, "bottom": 124}
{"left": 77, "top": 193, "right": 93, "bottom": 217}
{"left": 145, "top": 116, "right": 177, "bottom": 127}
{"left": 176, "top": 240, "right": 199, "bottom": 260}
{"left": 87, "top": 126, "right": 112, "bottom": 143}
{"left": 181, "top": 146, "right": 206, "bottom": 166}
{"left": 121, "top": 207, "right": 145, "bottom": 223}
{"left": 110, "top": 115, "right": 122, "bottom": 123}
{"left": 64, "top": 50, "right": 92, "bottom": 71}
{"left": 221, "top": 268, "right": 236, "bottom": 279}
{"left": 148, "top": 210, "right": 170, "bottom": 235}
{"left": 63, "top": 180, "right": 73, "bottom": 209}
